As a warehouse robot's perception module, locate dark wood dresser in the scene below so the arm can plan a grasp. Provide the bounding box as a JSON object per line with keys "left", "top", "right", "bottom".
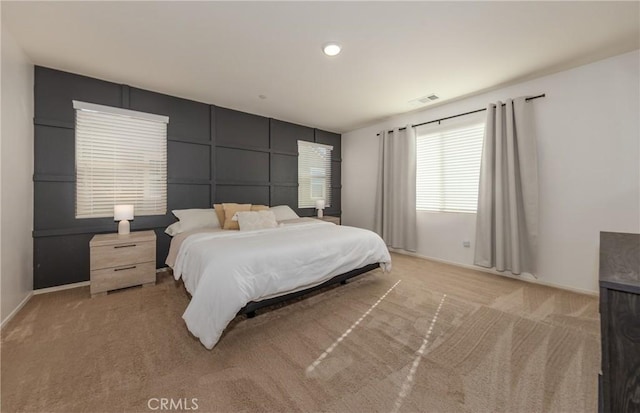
{"left": 599, "top": 231, "right": 640, "bottom": 413}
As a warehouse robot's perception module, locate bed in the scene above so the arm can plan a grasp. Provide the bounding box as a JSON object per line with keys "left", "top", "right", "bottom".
{"left": 166, "top": 215, "right": 391, "bottom": 349}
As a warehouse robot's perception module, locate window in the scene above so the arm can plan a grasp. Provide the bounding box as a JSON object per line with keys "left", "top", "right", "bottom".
{"left": 416, "top": 122, "right": 484, "bottom": 213}
{"left": 74, "top": 101, "right": 168, "bottom": 218}
{"left": 298, "top": 141, "right": 332, "bottom": 208}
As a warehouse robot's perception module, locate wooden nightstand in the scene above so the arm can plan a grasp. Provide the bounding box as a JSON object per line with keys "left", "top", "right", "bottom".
{"left": 316, "top": 216, "right": 341, "bottom": 225}
{"left": 90, "top": 230, "right": 156, "bottom": 297}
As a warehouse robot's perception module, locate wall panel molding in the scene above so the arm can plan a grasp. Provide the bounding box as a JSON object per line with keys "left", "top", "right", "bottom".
{"left": 33, "top": 174, "right": 75, "bottom": 182}
{"left": 121, "top": 85, "right": 130, "bottom": 107}
{"left": 271, "top": 150, "right": 298, "bottom": 156}
{"left": 34, "top": 223, "right": 170, "bottom": 238}
{"left": 33, "top": 66, "right": 341, "bottom": 290}
{"left": 167, "top": 137, "right": 212, "bottom": 146}
{"left": 167, "top": 178, "right": 212, "bottom": 185}
{"left": 33, "top": 118, "right": 74, "bottom": 129}
{"left": 216, "top": 181, "right": 270, "bottom": 187}
{"left": 216, "top": 143, "right": 270, "bottom": 153}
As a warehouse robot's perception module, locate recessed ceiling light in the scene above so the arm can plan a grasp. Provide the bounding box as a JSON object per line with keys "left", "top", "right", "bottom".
{"left": 323, "top": 43, "right": 341, "bottom": 57}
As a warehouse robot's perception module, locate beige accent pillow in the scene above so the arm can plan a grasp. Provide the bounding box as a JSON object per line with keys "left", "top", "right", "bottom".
{"left": 251, "top": 204, "right": 270, "bottom": 211}
{"left": 214, "top": 204, "right": 225, "bottom": 227}
{"left": 222, "top": 203, "right": 251, "bottom": 230}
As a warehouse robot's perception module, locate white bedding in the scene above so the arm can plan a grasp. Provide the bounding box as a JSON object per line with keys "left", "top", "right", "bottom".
{"left": 172, "top": 219, "right": 391, "bottom": 349}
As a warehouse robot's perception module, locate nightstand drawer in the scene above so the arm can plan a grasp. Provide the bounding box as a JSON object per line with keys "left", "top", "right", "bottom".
{"left": 90, "top": 262, "right": 156, "bottom": 295}
{"left": 90, "top": 241, "right": 155, "bottom": 270}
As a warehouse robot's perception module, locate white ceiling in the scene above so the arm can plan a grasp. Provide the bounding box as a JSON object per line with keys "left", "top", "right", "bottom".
{"left": 3, "top": 1, "right": 639, "bottom": 133}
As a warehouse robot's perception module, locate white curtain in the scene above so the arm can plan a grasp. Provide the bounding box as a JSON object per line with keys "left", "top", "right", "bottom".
{"left": 474, "top": 97, "right": 538, "bottom": 275}
{"left": 374, "top": 126, "right": 417, "bottom": 252}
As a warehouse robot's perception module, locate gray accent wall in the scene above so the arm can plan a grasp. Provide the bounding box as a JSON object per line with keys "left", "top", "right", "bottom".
{"left": 33, "top": 66, "right": 341, "bottom": 289}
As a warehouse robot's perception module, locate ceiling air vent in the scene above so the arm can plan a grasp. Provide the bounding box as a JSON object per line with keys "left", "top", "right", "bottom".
{"left": 418, "top": 94, "right": 439, "bottom": 103}
{"left": 409, "top": 94, "right": 439, "bottom": 106}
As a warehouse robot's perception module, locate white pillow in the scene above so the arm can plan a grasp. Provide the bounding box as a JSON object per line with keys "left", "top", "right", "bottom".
{"left": 165, "top": 221, "right": 182, "bottom": 236}
{"left": 237, "top": 211, "right": 278, "bottom": 231}
{"left": 171, "top": 208, "right": 221, "bottom": 234}
{"left": 269, "top": 205, "right": 299, "bottom": 221}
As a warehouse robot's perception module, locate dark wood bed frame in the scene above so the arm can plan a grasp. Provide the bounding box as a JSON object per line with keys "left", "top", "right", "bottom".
{"left": 237, "top": 263, "right": 381, "bottom": 318}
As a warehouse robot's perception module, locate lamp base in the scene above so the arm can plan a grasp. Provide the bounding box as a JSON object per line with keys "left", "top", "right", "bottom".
{"left": 118, "top": 220, "right": 130, "bottom": 235}
{"left": 317, "top": 209, "right": 324, "bottom": 218}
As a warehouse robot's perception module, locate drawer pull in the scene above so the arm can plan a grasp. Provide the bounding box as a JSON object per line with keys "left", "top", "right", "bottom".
{"left": 114, "top": 244, "right": 137, "bottom": 249}
{"left": 114, "top": 265, "right": 137, "bottom": 272}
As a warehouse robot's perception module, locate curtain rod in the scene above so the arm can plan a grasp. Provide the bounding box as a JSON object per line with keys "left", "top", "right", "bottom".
{"left": 377, "top": 93, "right": 546, "bottom": 135}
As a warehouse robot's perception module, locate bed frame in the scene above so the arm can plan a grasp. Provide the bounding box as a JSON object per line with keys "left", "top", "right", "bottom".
{"left": 237, "top": 263, "right": 381, "bottom": 318}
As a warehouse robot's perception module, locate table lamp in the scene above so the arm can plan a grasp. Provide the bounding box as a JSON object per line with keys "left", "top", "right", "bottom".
{"left": 114, "top": 204, "right": 134, "bottom": 235}
{"left": 315, "top": 199, "right": 325, "bottom": 218}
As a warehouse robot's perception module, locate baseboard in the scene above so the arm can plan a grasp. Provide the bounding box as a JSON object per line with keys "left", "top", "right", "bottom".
{"left": 33, "top": 267, "right": 171, "bottom": 295}
{"left": 389, "top": 248, "right": 598, "bottom": 297}
{"left": 33, "top": 281, "right": 90, "bottom": 295}
{"left": 1, "top": 292, "right": 34, "bottom": 329}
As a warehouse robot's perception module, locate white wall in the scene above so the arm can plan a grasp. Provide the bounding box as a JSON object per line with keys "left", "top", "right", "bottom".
{"left": 343, "top": 50, "right": 640, "bottom": 294}
{"left": 1, "top": 23, "right": 34, "bottom": 324}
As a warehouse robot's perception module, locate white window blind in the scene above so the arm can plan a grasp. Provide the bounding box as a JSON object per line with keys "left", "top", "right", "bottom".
{"left": 298, "top": 140, "right": 333, "bottom": 208}
{"left": 74, "top": 101, "right": 168, "bottom": 219}
{"left": 416, "top": 122, "right": 484, "bottom": 213}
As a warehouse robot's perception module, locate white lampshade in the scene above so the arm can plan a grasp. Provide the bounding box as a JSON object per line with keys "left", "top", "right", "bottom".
{"left": 315, "top": 199, "right": 325, "bottom": 210}
{"left": 114, "top": 204, "right": 134, "bottom": 221}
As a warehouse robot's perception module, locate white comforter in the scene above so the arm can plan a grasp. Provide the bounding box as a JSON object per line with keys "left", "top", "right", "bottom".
{"left": 173, "top": 219, "right": 391, "bottom": 349}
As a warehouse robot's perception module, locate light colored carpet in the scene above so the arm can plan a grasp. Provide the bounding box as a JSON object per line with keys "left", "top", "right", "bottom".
{"left": 1, "top": 253, "right": 600, "bottom": 413}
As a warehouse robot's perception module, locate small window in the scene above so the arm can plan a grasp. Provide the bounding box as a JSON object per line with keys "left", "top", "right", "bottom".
{"left": 74, "top": 101, "right": 168, "bottom": 218}
{"left": 298, "top": 141, "right": 333, "bottom": 208}
{"left": 416, "top": 122, "right": 484, "bottom": 213}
